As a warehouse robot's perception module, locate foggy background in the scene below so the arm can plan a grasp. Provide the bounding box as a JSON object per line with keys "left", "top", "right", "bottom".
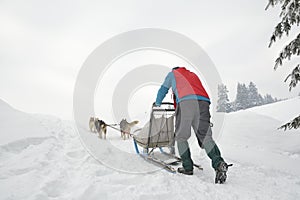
{"left": 0, "top": 0, "right": 298, "bottom": 120}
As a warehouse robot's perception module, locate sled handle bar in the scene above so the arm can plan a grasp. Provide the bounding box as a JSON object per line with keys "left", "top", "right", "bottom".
{"left": 153, "top": 102, "right": 174, "bottom": 106}
{"left": 152, "top": 102, "right": 175, "bottom": 112}
{"left": 152, "top": 108, "right": 175, "bottom": 112}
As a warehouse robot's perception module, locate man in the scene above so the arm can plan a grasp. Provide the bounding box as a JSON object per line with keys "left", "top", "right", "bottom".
{"left": 155, "top": 66, "right": 230, "bottom": 184}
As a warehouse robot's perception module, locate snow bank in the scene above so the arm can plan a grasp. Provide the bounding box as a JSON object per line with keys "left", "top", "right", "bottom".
{"left": 0, "top": 99, "right": 50, "bottom": 145}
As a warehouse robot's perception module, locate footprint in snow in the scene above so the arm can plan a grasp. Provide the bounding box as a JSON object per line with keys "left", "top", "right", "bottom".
{"left": 0, "top": 137, "right": 54, "bottom": 154}
{"left": 66, "top": 150, "right": 87, "bottom": 159}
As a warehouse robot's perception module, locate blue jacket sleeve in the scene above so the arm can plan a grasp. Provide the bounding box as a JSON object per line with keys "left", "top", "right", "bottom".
{"left": 155, "top": 72, "right": 173, "bottom": 106}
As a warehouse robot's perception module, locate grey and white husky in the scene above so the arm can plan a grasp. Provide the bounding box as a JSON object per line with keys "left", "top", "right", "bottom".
{"left": 95, "top": 119, "right": 107, "bottom": 139}
{"left": 119, "top": 119, "right": 139, "bottom": 140}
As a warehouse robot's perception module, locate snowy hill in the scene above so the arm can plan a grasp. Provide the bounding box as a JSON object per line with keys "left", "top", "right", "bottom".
{"left": 249, "top": 97, "right": 300, "bottom": 123}
{"left": 0, "top": 98, "right": 300, "bottom": 199}
{"left": 0, "top": 99, "right": 51, "bottom": 145}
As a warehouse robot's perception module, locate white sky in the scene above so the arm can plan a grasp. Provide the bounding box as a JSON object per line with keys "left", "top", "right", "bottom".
{"left": 0, "top": 0, "right": 299, "bottom": 120}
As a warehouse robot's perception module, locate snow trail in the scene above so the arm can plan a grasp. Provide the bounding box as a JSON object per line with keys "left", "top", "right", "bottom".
{"left": 0, "top": 98, "right": 300, "bottom": 199}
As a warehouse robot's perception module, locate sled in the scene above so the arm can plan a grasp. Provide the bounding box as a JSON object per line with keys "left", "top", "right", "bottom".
{"left": 133, "top": 102, "right": 203, "bottom": 173}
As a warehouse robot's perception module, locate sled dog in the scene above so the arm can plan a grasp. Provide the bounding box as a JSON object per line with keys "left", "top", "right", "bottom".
{"left": 89, "top": 117, "right": 97, "bottom": 133}
{"left": 119, "top": 119, "right": 139, "bottom": 140}
{"left": 95, "top": 119, "right": 107, "bottom": 139}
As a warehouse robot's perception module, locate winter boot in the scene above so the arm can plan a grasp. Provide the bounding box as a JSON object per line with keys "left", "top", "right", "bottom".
{"left": 177, "top": 141, "right": 194, "bottom": 171}
{"left": 215, "top": 162, "right": 232, "bottom": 184}
{"left": 177, "top": 167, "right": 193, "bottom": 175}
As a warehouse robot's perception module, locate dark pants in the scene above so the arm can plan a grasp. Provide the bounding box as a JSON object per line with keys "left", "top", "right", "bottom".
{"left": 175, "top": 100, "right": 224, "bottom": 170}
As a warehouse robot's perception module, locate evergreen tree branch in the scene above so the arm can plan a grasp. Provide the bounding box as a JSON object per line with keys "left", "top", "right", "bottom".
{"left": 267, "top": 0, "right": 300, "bottom": 47}
{"left": 266, "top": 0, "right": 300, "bottom": 130}
{"left": 279, "top": 115, "right": 300, "bottom": 130}
{"left": 274, "top": 33, "right": 300, "bottom": 70}
{"left": 284, "top": 64, "right": 300, "bottom": 90}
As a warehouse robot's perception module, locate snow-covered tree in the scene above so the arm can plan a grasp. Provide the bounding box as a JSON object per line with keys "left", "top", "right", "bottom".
{"left": 257, "top": 94, "right": 264, "bottom": 106}
{"left": 227, "top": 102, "right": 235, "bottom": 112}
{"left": 263, "top": 94, "right": 275, "bottom": 104}
{"left": 266, "top": 0, "right": 300, "bottom": 130}
{"left": 217, "top": 84, "right": 230, "bottom": 112}
{"left": 234, "top": 83, "right": 249, "bottom": 110}
{"left": 219, "top": 82, "right": 281, "bottom": 112}
{"left": 248, "top": 82, "right": 260, "bottom": 107}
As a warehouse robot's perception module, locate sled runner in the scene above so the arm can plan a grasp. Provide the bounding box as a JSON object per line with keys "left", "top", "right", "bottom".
{"left": 133, "top": 102, "right": 203, "bottom": 173}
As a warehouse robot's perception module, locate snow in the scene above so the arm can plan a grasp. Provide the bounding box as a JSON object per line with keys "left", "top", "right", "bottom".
{"left": 0, "top": 97, "right": 300, "bottom": 199}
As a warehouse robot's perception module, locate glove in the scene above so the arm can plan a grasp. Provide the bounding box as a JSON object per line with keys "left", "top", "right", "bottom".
{"left": 153, "top": 102, "right": 161, "bottom": 107}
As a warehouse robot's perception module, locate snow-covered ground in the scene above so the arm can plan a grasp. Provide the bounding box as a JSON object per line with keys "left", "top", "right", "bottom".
{"left": 0, "top": 97, "right": 300, "bottom": 200}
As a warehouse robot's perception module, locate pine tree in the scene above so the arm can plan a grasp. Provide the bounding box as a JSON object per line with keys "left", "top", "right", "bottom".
{"left": 257, "top": 94, "right": 264, "bottom": 106}
{"left": 248, "top": 82, "right": 260, "bottom": 107}
{"left": 266, "top": 0, "right": 300, "bottom": 130}
{"left": 235, "top": 83, "right": 249, "bottom": 110}
{"left": 228, "top": 102, "right": 235, "bottom": 112}
{"left": 217, "top": 84, "right": 230, "bottom": 112}
{"left": 263, "top": 94, "right": 275, "bottom": 104}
